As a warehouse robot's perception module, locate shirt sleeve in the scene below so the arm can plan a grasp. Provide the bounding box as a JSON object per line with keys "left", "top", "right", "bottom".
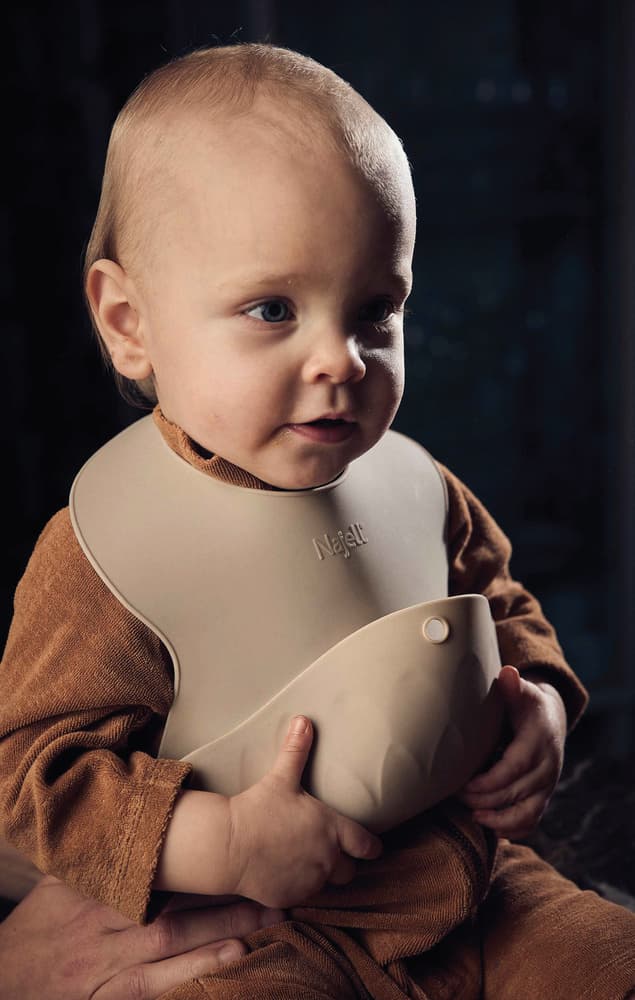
{"left": 0, "top": 509, "right": 192, "bottom": 922}
{"left": 438, "top": 463, "right": 589, "bottom": 729}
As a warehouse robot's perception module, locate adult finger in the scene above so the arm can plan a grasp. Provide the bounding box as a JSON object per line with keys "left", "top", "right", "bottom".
{"left": 95, "top": 940, "right": 247, "bottom": 1000}
{"left": 268, "top": 715, "right": 314, "bottom": 787}
{"left": 123, "top": 899, "right": 284, "bottom": 966}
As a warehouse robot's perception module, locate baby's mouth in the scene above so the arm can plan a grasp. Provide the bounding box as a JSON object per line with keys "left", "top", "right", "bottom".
{"left": 288, "top": 417, "right": 357, "bottom": 443}
{"left": 307, "top": 418, "right": 349, "bottom": 428}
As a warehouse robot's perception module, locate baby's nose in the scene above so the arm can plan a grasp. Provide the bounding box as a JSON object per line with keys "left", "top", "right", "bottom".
{"left": 302, "top": 331, "right": 366, "bottom": 384}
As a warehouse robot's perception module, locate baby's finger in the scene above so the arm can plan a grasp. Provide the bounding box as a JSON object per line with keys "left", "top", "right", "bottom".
{"left": 461, "top": 760, "right": 551, "bottom": 812}
{"left": 463, "top": 741, "right": 536, "bottom": 794}
{"left": 336, "top": 815, "right": 382, "bottom": 862}
{"left": 328, "top": 854, "right": 357, "bottom": 886}
{"left": 473, "top": 791, "right": 547, "bottom": 840}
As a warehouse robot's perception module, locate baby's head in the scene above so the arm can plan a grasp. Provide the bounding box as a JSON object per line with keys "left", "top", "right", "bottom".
{"left": 85, "top": 43, "right": 416, "bottom": 488}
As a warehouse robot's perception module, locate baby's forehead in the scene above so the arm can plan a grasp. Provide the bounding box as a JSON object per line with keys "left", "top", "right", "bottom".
{"left": 153, "top": 87, "right": 369, "bottom": 159}
{"left": 118, "top": 77, "right": 415, "bottom": 281}
{"left": 153, "top": 89, "right": 410, "bottom": 208}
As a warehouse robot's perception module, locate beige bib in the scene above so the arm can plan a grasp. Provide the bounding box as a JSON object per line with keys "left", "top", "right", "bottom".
{"left": 70, "top": 417, "right": 502, "bottom": 832}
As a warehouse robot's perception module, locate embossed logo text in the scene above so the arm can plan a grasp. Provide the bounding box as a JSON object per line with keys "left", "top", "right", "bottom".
{"left": 312, "top": 523, "right": 368, "bottom": 561}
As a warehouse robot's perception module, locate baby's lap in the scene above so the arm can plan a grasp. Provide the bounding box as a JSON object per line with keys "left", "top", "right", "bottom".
{"left": 161, "top": 845, "right": 635, "bottom": 1000}
{"left": 480, "top": 840, "right": 635, "bottom": 997}
{"left": 161, "top": 922, "right": 366, "bottom": 999}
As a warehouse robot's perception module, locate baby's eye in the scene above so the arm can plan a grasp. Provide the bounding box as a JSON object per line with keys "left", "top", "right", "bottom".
{"left": 245, "top": 300, "right": 293, "bottom": 323}
{"left": 358, "top": 298, "right": 395, "bottom": 324}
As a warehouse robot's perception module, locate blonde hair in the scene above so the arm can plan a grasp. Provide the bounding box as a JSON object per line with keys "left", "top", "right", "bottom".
{"left": 84, "top": 42, "right": 411, "bottom": 406}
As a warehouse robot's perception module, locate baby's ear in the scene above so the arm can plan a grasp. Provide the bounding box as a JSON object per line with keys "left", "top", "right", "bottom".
{"left": 85, "top": 259, "right": 152, "bottom": 380}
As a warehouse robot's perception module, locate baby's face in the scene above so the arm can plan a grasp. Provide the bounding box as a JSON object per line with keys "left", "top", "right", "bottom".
{"left": 134, "top": 107, "right": 415, "bottom": 489}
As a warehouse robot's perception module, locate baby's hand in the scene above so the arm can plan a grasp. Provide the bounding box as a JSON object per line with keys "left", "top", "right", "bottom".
{"left": 227, "top": 716, "right": 382, "bottom": 909}
{"left": 459, "top": 664, "right": 567, "bottom": 840}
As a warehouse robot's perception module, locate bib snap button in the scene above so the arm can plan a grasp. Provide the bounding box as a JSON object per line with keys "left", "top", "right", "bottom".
{"left": 422, "top": 616, "right": 450, "bottom": 643}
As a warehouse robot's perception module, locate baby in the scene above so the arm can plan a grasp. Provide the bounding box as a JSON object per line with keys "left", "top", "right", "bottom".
{"left": 1, "top": 42, "right": 634, "bottom": 999}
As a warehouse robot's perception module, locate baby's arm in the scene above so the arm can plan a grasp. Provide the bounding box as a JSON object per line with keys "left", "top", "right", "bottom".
{"left": 440, "top": 463, "right": 588, "bottom": 724}
{"left": 439, "top": 464, "right": 588, "bottom": 837}
{"left": 460, "top": 665, "right": 567, "bottom": 839}
{"left": 155, "top": 716, "right": 382, "bottom": 908}
{"left": 0, "top": 511, "right": 199, "bottom": 921}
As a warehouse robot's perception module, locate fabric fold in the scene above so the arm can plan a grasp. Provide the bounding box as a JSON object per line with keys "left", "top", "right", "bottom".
{"left": 165, "top": 802, "right": 494, "bottom": 999}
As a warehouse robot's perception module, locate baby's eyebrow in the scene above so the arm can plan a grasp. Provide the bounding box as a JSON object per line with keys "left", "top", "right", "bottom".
{"left": 220, "top": 270, "right": 412, "bottom": 298}
{"left": 218, "top": 272, "right": 305, "bottom": 294}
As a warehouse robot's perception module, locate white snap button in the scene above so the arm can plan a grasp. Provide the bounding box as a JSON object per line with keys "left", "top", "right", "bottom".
{"left": 422, "top": 616, "right": 450, "bottom": 643}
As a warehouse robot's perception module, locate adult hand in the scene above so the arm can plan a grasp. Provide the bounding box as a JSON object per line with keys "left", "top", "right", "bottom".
{"left": 0, "top": 875, "right": 284, "bottom": 1000}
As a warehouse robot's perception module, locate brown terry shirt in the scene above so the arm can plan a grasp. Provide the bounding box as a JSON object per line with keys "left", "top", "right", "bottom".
{"left": 0, "top": 409, "right": 588, "bottom": 923}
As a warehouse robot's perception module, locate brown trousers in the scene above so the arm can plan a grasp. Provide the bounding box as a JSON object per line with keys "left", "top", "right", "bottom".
{"left": 167, "top": 809, "right": 635, "bottom": 1000}
{"left": 410, "top": 842, "right": 635, "bottom": 999}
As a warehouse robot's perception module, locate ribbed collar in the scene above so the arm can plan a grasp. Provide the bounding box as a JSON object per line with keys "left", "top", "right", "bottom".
{"left": 152, "top": 406, "right": 273, "bottom": 491}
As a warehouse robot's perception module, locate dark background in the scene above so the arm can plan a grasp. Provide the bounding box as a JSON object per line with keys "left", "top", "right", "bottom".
{"left": 3, "top": 0, "right": 635, "bottom": 786}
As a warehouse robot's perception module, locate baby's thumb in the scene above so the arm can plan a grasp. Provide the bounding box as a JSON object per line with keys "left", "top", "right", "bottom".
{"left": 497, "top": 664, "right": 522, "bottom": 706}
{"left": 271, "top": 716, "right": 313, "bottom": 787}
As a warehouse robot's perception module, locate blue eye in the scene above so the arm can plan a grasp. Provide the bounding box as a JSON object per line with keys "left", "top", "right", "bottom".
{"left": 359, "top": 299, "right": 394, "bottom": 324}
{"left": 246, "top": 300, "right": 292, "bottom": 323}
